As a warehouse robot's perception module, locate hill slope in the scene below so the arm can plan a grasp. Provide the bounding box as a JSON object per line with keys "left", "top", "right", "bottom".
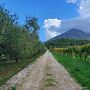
{"left": 45, "top": 29, "right": 90, "bottom": 48}
{"left": 50, "top": 28, "right": 90, "bottom": 41}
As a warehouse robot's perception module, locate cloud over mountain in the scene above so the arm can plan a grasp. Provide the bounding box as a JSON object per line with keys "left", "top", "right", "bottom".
{"left": 44, "top": 0, "right": 90, "bottom": 40}
{"left": 44, "top": 19, "right": 61, "bottom": 40}
{"left": 57, "top": 17, "right": 90, "bottom": 33}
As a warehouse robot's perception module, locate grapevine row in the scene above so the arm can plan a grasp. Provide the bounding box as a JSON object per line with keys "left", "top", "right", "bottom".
{"left": 52, "top": 43, "right": 90, "bottom": 60}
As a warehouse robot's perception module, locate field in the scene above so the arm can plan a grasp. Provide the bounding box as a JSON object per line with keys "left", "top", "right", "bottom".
{"left": 52, "top": 51, "right": 90, "bottom": 90}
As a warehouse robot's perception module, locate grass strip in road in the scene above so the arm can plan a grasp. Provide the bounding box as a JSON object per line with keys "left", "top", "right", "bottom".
{"left": 52, "top": 52, "right": 90, "bottom": 90}
{"left": 44, "top": 65, "right": 58, "bottom": 87}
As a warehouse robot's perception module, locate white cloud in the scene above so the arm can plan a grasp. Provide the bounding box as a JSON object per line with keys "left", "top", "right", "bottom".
{"left": 67, "top": 0, "right": 78, "bottom": 3}
{"left": 44, "top": 19, "right": 61, "bottom": 40}
{"left": 67, "top": 0, "right": 90, "bottom": 17}
{"left": 44, "top": 17, "right": 90, "bottom": 41}
{"left": 66, "top": 0, "right": 90, "bottom": 18}
{"left": 45, "top": 29, "right": 59, "bottom": 41}
{"left": 58, "top": 17, "right": 90, "bottom": 33}
{"left": 79, "top": 6, "right": 83, "bottom": 10}
{"left": 78, "top": 0, "right": 90, "bottom": 18}
{"left": 45, "top": 17, "right": 90, "bottom": 40}
{"left": 44, "top": 0, "right": 90, "bottom": 41}
{"left": 44, "top": 19, "right": 61, "bottom": 28}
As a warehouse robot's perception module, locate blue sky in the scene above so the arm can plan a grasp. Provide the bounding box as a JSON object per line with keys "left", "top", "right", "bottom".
{"left": 0, "top": 0, "right": 90, "bottom": 41}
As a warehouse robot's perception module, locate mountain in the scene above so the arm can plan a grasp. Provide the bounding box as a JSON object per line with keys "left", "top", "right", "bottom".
{"left": 49, "top": 28, "right": 90, "bottom": 41}
{"left": 45, "top": 28, "right": 90, "bottom": 48}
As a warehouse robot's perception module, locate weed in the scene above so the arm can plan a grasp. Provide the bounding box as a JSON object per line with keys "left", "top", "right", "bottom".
{"left": 52, "top": 51, "right": 90, "bottom": 90}
{"left": 11, "top": 86, "right": 16, "bottom": 90}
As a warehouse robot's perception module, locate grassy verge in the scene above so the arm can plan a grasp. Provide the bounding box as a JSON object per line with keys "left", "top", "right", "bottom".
{"left": 52, "top": 51, "right": 90, "bottom": 90}
{"left": 0, "top": 53, "right": 44, "bottom": 87}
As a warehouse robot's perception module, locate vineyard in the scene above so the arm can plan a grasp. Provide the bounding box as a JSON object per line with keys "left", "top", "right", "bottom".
{"left": 50, "top": 42, "right": 90, "bottom": 90}
{"left": 45, "top": 28, "right": 90, "bottom": 89}
{"left": 52, "top": 43, "right": 90, "bottom": 61}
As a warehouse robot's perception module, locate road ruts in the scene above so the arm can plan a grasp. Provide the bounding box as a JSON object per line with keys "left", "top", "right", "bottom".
{"left": 0, "top": 51, "right": 82, "bottom": 90}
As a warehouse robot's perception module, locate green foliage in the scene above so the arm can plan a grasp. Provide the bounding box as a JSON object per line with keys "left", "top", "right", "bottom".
{"left": 45, "top": 38, "right": 90, "bottom": 49}
{"left": 0, "top": 5, "right": 46, "bottom": 63}
{"left": 52, "top": 43, "right": 90, "bottom": 61}
{"left": 11, "top": 86, "right": 16, "bottom": 90}
{"left": 52, "top": 52, "right": 90, "bottom": 90}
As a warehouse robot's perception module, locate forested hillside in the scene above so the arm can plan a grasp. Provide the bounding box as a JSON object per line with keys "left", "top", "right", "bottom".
{"left": 45, "top": 38, "right": 90, "bottom": 49}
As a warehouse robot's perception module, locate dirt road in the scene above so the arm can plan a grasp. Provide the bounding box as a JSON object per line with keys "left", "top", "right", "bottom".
{"left": 0, "top": 51, "right": 82, "bottom": 90}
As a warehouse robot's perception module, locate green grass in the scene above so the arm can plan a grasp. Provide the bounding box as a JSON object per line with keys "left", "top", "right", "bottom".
{"left": 0, "top": 53, "right": 43, "bottom": 87}
{"left": 11, "top": 86, "right": 16, "bottom": 90}
{"left": 52, "top": 52, "right": 90, "bottom": 90}
{"left": 45, "top": 78, "right": 57, "bottom": 87}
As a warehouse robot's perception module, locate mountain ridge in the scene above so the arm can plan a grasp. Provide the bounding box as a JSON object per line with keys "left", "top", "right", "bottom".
{"left": 47, "top": 28, "right": 90, "bottom": 42}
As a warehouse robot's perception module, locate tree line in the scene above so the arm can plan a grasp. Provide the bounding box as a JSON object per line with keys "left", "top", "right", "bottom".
{"left": 45, "top": 38, "right": 90, "bottom": 48}
{"left": 0, "top": 5, "right": 46, "bottom": 63}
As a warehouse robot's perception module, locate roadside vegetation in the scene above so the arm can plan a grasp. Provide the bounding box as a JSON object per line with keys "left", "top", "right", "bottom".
{"left": 52, "top": 43, "right": 90, "bottom": 61}
{"left": 46, "top": 34, "right": 90, "bottom": 90}
{"left": 0, "top": 5, "right": 46, "bottom": 86}
{"left": 52, "top": 50, "right": 90, "bottom": 90}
